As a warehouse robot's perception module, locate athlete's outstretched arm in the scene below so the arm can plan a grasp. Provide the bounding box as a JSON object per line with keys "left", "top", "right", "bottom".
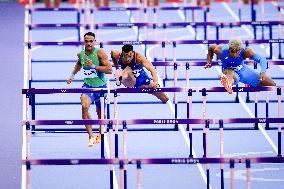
{"left": 67, "top": 54, "right": 82, "bottom": 84}
{"left": 97, "top": 49, "right": 112, "bottom": 74}
{"left": 205, "top": 44, "right": 222, "bottom": 69}
{"left": 243, "top": 48, "right": 267, "bottom": 81}
{"left": 110, "top": 49, "right": 120, "bottom": 70}
{"left": 137, "top": 53, "right": 159, "bottom": 88}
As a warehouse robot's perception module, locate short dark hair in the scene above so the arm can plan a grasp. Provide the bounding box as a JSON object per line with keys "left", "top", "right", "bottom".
{"left": 84, "top": 32, "right": 95, "bottom": 38}
{"left": 122, "top": 44, "right": 133, "bottom": 53}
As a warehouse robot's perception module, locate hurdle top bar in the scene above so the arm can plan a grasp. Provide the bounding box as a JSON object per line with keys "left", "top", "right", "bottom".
{"left": 22, "top": 86, "right": 282, "bottom": 95}
{"left": 26, "top": 21, "right": 284, "bottom": 29}
{"left": 26, "top": 6, "right": 205, "bottom": 12}
{"left": 152, "top": 60, "right": 284, "bottom": 66}
{"left": 25, "top": 39, "right": 284, "bottom": 47}
{"left": 23, "top": 117, "right": 284, "bottom": 126}
{"left": 23, "top": 156, "right": 284, "bottom": 166}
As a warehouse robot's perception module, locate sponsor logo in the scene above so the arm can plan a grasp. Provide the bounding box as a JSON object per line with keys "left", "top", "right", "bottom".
{"left": 269, "top": 39, "right": 284, "bottom": 43}
{"left": 238, "top": 88, "right": 244, "bottom": 92}
{"left": 141, "top": 88, "right": 162, "bottom": 92}
{"left": 153, "top": 119, "right": 178, "bottom": 124}
{"left": 202, "top": 40, "right": 208, "bottom": 44}
{"left": 258, "top": 119, "right": 266, "bottom": 123}
{"left": 251, "top": 21, "right": 269, "bottom": 25}
{"left": 110, "top": 7, "right": 126, "bottom": 11}
{"left": 171, "top": 158, "right": 199, "bottom": 164}
{"left": 70, "top": 159, "right": 79, "bottom": 164}
{"left": 117, "top": 23, "right": 134, "bottom": 27}
{"left": 123, "top": 41, "right": 142, "bottom": 45}
{"left": 65, "top": 120, "right": 74, "bottom": 125}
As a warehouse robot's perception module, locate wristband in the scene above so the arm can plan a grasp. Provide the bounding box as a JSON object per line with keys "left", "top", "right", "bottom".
{"left": 70, "top": 73, "right": 75, "bottom": 79}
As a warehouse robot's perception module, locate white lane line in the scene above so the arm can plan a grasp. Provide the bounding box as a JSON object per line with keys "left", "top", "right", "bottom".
{"left": 126, "top": 6, "right": 213, "bottom": 189}
{"left": 218, "top": 167, "right": 284, "bottom": 182}
{"left": 223, "top": 2, "right": 283, "bottom": 62}
{"left": 222, "top": 3, "right": 254, "bottom": 38}
{"left": 21, "top": 8, "right": 29, "bottom": 189}
{"left": 175, "top": 4, "right": 207, "bottom": 52}
{"left": 214, "top": 150, "right": 274, "bottom": 157}
{"left": 105, "top": 79, "right": 119, "bottom": 189}
{"left": 167, "top": 102, "right": 213, "bottom": 189}
{"left": 172, "top": 5, "right": 216, "bottom": 187}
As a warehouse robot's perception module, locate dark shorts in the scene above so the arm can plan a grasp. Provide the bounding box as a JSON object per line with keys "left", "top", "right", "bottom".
{"left": 81, "top": 83, "right": 107, "bottom": 108}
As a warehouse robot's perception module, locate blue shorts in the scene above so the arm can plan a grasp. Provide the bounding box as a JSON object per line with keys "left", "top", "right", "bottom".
{"left": 81, "top": 83, "right": 107, "bottom": 108}
{"left": 134, "top": 71, "right": 151, "bottom": 88}
{"left": 234, "top": 65, "right": 260, "bottom": 86}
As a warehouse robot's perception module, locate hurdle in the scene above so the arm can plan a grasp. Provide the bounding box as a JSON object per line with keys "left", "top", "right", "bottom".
{"left": 26, "top": 20, "right": 284, "bottom": 44}
{"left": 29, "top": 60, "right": 284, "bottom": 84}
{"left": 25, "top": 7, "right": 84, "bottom": 41}
{"left": 24, "top": 38, "right": 284, "bottom": 123}
{"left": 26, "top": 39, "right": 283, "bottom": 99}
{"left": 22, "top": 115, "right": 284, "bottom": 189}
{"left": 22, "top": 156, "right": 284, "bottom": 189}
{"left": 22, "top": 86, "right": 283, "bottom": 159}
{"left": 25, "top": 39, "right": 284, "bottom": 63}
{"left": 25, "top": 7, "right": 208, "bottom": 42}
{"left": 25, "top": 5, "right": 207, "bottom": 25}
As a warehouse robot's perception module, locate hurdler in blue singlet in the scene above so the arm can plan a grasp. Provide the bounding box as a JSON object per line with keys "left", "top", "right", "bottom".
{"left": 118, "top": 51, "right": 151, "bottom": 88}
{"left": 221, "top": 45, "right": 267, "bottom": 86}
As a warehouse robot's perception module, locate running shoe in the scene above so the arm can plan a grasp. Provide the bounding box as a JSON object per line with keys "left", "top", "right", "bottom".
{"left": 220, "top": 74, "right": 233, "bottom": 94}
{"left": 95, "top": 133, "right": 101, "bottom": 144}
{"left": 88, "top": 137, "right": 95, "bottom": 148}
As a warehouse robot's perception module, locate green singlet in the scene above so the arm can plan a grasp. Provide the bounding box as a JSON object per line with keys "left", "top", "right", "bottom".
{"left": 79, "top": 48, "right": 106, "bottom": 87}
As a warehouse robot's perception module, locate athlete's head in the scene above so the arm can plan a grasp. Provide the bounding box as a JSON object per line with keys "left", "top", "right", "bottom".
{"left": 228, "top": 39, "right": 243, "bottom": 58}
{"left": 122, "top": 44, "right": 134, "bottom": 63}
{"left": 84, "top": 32, "right": 96, "bottom": 51}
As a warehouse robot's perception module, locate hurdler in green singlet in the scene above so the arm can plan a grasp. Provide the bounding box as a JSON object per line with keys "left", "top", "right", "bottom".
{"left": 79, "top": 48, "right": 106, "bottom": 87}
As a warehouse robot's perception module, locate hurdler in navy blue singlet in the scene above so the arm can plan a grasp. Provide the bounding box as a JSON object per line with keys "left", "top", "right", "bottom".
{"left": 118, "top": 51, "right": 151, "bottom": 88}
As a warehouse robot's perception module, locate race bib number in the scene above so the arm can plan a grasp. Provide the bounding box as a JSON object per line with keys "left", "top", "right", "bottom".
{"left": 132, "top": 69, "right": 142, "bottom": 78}
{"left": 231, "top": 65, "right": 243, "bottom": 71}
{"left": 83, "top": 68, "right": 98, "bottom": 78}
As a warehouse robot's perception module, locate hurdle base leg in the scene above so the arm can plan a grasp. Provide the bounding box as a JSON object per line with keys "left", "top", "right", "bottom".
{"left": 246, "top": 92, "right": 250, "bottom": 103}
{"left": 174, "top": 123, "right": 178, "bottom": 131}
{"left": 254, "top": 123, "right": 259, "bottom": 130}
{"left": 265, "top": 123, "right": 270, "bottom": 130}
{"left": 234, "top": 95, "right": 239, "bottom": 103}
{"left": 31, "top": 126, "right": 35, "bottom": 134}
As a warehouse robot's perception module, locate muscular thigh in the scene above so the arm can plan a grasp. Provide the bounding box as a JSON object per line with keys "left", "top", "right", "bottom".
{"left": 238, "top": 65, "right": 260, "bottom": 86}
{"left": 122, "top": 66, "right": 133, "bottom": 76}
{"left": 81, "top": 94, "right": 92, "bottom": 108}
